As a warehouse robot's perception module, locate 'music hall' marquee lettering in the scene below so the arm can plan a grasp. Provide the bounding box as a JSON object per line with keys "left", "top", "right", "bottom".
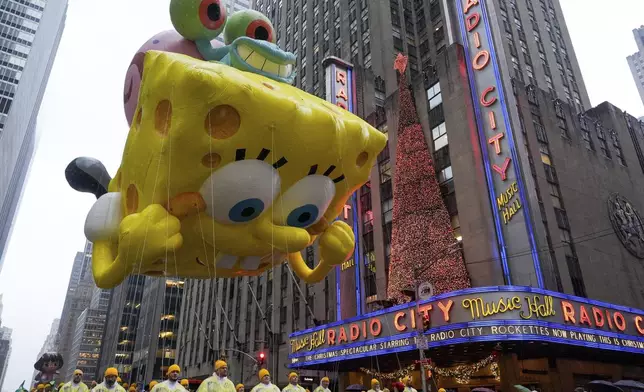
{"left": 289, "top": 287, "right": 644, "bottom": 365}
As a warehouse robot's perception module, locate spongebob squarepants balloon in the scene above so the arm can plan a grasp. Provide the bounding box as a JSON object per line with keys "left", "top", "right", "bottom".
{"left": 65, "top": 0, "right": 387, "bottom": 289}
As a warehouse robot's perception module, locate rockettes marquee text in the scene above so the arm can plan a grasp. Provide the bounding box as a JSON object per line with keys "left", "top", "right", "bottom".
{"left": 289, "top": 288, "right": 644, "bottom": 357}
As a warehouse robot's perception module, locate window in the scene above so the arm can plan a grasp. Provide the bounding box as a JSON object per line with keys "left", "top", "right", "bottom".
{"left": 554, "top": 207, "right": 569, "bottom": 229}
{"left": 597, "top": 124, "right": 611, "bottom": 158}
{"left": 379, "top": 159, "right": 391, "bottom": 183}
{"left": 382, "top": 198, "right": 393, "bottom": 223}
{"left": 610, "top": 130, "right": 627, "bottom": 166}
{"left": 579, "top": 115, "right": 594, "bottom": 150}
{"left": 451, "top": 215, "right": 462, "bottom": 241}
{"left": 438, "top": 166, "right": 453, "bottom": 183}
{"left": 566, "top": 255, "right": 586, "bottom": 297}
{"left": 427, "top": 82, "right": 442, "bottom": 110}
{"left": 432, "top": 122, "right": 447, "bottom": 150}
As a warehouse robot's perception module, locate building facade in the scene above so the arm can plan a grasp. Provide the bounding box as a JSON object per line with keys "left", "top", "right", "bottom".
{"left": 97, "top": 275, "right": 145, "bottom": 383}
{"left": 288, "top": 3, "right": 644, "bottom": 392}
{"left": 130, "top": 278, "right": 183, "bottom": 384}
{"left": 627, "top": 25, "right": 644, "bottom": 108}
{"left": 0, "top": 326, "right": 11, "bottom": 391}
{"left": 57, "top": 244, "right": 95, "bottom": 382}
{"left": 66, "top": 309, "right": 106, "bottom": 382}
{"left": 32, "top": 318, "right": 60, "bottom": 383}
{"left": 0, "top": 0, "right": 67, "bottom": 272}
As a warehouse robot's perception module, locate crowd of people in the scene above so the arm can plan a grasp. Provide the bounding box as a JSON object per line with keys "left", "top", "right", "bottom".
{"left": 33, "top": 360, "right": 340, "bottom": 392}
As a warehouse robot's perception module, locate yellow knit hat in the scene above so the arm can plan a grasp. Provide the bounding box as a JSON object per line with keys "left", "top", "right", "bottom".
{"left": 180, "top": 380, "right": 189, "bottom": 387}
{"left": 37, "top": 385, "right": 44, "bottom": 390}
{"left": 149, "top": 381, "right": 158, "bottom": 389}
{"left": 167, "top": 364, "right": 181, "bottom": 375}
{"left": 123, "top": 384, "right": 129, "bottom": 389}
{"left": 371, "top": 379, "right": 379, "bottom": 387}
{"left": 236, "top": 384, "right": 244, "bottom": 391}
{"left": 128, "top": 388, "right": 135, "bottom": 392}
{"left": 215, "top": 360, "right": 227, "bottom": 370}
{"left": 259, "top": 369, "right": 270, "bottom": 380}
{"left": 321, "top": 377, "right": 329, "bottom": 383}
{"left": 74, "top": 369, "right": 83, "bottom": 376}
{"left": 402, "top": 376, "right": 411, "bottom": 384}
{"left": 105, "top": 368, "right": 119, "bottom": 377}
{"left": 117, "top": 378, "right": 122, "bottom": 383}
{"left": 288, "top": 372, "right": 298, "bottom": 380}
{"left": 438, "top": 389, "right": 446, "bottom": 392}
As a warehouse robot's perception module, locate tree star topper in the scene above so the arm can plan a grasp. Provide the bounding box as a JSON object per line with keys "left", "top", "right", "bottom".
{"left": 394, "top": 53, "right": 408, "bottom": 75}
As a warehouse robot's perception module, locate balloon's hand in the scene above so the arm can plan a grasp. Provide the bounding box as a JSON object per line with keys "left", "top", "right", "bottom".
{"left": 319, "top": 220, "right": 354, "bottom": 267}
{"left": 118, "top": 204, "right": 183, "bottom": 268}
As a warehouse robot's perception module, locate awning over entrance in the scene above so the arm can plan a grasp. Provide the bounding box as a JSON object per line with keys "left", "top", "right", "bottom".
{"left": 288, "top": 286, "right": 644, "bottom": 369}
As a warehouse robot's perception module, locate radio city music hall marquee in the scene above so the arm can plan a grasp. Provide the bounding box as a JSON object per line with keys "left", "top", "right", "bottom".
{"left": 288, "top": 286, "right": 644, "bottom": 367}
{"left": 456, "top": 0, "right": 542, "bottom": 286}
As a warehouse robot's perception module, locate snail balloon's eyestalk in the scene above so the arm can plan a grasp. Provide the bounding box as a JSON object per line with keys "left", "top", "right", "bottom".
{"left": 65, "top": 157, "right": 112, "bottom": 199}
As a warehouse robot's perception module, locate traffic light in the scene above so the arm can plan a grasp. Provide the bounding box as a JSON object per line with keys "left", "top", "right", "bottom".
{"left": 258, "top": 352, "right": 266, "bottom": 367}
{"left": 422, "top": 313, "right": 431, "bottom": 332}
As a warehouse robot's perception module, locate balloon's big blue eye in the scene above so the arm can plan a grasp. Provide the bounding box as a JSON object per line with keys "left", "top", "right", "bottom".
{"left": 229, "top": 198, "right": 265, "bottom": 222}
{"left": 286, "top": 204, "right": 319, "bottom": 228}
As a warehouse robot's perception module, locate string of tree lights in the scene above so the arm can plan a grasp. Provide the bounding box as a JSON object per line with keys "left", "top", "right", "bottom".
{"left": 386, "top": 53, "right": 470, "bottom": 304}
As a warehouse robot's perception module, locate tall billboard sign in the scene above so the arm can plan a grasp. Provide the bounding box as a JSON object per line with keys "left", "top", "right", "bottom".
{"left": 323, "top": 57, "right": 363, "bottom": 319}
{"left": 455, "top": 0, "right": 543, "bottom": 287}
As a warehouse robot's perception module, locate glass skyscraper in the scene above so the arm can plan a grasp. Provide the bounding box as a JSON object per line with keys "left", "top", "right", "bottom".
{"left": 0, "top": 0, "right": 68, "bottom": 273}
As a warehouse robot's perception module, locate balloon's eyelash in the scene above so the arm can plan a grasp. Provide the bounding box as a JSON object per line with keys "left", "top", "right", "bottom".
{"left": 272, "top": 156, "right": 288, "bottom": 169}
{"left": 235, "top": 148, "right": 246, "bottom": 161}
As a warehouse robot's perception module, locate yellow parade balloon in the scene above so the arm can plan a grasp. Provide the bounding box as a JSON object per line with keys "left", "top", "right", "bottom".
{"left": 73, "top": 50, "right": 386, "bottom": 289}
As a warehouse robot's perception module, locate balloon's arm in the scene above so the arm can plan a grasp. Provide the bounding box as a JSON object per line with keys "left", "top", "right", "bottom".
{"left": 288, "top": 219, "right": 354, "bottom": 283}
{"left": 92, "top": 240, "right": 130, "bottom": 289}
{"left": 287, "top": 252, "right": 333, "bottom": 283}
{"left": 196, "top": 39, "right": 229, "bottom": 61}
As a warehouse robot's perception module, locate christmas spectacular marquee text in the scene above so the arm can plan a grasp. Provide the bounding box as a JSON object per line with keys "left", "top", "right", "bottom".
{"left": 289, "top": 288, "right": 644, "bottom": 356}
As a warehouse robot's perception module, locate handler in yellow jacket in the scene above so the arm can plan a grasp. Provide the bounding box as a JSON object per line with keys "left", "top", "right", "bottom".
{"left": 367, "top": 379, "right": 380, "bottom": 392}
{"left": 312, "top": 377, "right": 330, "bottom": 392}
{"left": 281, "top": 373, "right": 305, "bottom": 392}
{"left": 196, "top": 360, "right": 236, "bottom": 392}
{"left": 61, "top": 370, "right": 89, "bottom": 392}
{"left": 401, "top": 377, "right": 416, "bottom": 392}
{"left": 92, "top": 368, "right": 126, "bottom": 392}
{"left": 249, "top": 370, "right": 279, "bottom": 392}
{"left": 151, "top": 365, "right": 187, "bottom": 392}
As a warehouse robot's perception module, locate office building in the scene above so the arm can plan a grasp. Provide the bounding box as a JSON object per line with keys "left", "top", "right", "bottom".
{"left": 0, "top": 0, "right": 68, "bottom": 272}
{"left": 627, "top": 25, "right": 644, "bottom": 108}
{"left": 90, "top": 286, "right": 111, "bottom": 313}
{"left": 97, "top": 275, "right": 145, "bottom": 383}
{"left": 130, "top": 278, "right": 183, "bottom": 384}
{"left": 66, "top": 308, "right": 106, "bottom": 382}
{"left": 32, "top": 318, "right": 60, "bottom": 383}
{"left": 0, "top": 326, "right": 11, "bottom": 390}
{"left": 57, "top": 243, "right": 95, "bottom": 382}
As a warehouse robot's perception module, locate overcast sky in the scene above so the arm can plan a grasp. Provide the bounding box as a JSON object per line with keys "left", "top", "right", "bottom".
{"left": 0, "top": 0, "right": 643, "bottom": 390}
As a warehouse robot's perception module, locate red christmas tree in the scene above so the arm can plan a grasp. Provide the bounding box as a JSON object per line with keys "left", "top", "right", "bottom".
{"left": 386, "top": 54, "right": 470, "bottom": 303}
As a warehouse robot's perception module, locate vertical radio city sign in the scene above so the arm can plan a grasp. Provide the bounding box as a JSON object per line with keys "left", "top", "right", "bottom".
{"left": 323, "top": 56, "right": 363, "bottom": 318}
{"left": 456, "top": 0, "right": 543, "bottom": 286}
